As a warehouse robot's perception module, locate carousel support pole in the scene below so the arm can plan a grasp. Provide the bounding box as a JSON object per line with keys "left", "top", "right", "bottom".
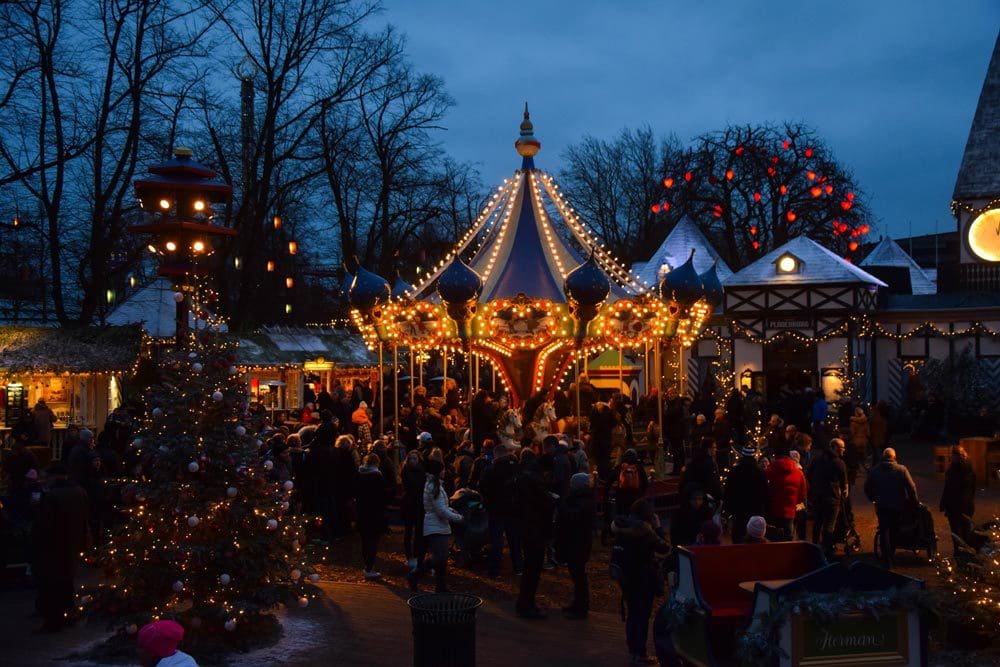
{"left": 474, "top": 353, "right": 480, "bottom": 394}
{"left": 657, "top": 340, "right": 664, "bottom": 452}
{"left": 575, "top": 353, "right": 582, "bottom": 437}
{"left": 466, "top": 345, "right": 475, "bottom": 444}
{"left": 393, "top": 344, "right": 399, "bottom": 429}
{"left": 409, "top": 348, "right": 415, "bottom": 407}
{"left": 442, "top": 348, "right": 448, "bottom": 398}
{"left": 419, "top": 354, "right": 424, "bottom": 388}
{"left": 618, "top": 347, "right": 624, "bottom": 396}
{"left": 643, "top": 341, "right": 650, "bottom": 394}
{"left": 678, "top": 341, "right": 686, "bottom": 397}
{"left": 378, "top": 342, "right": 384, "bottom": 437}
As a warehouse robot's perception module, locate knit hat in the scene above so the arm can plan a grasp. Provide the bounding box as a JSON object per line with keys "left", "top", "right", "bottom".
{"left": 747, "top": 515, "right": 767, "bottom": 540}
{"left": 740, "top": 444, "right": 757, "bottom": 457}
{"left": 699, "top": 519, "right": 722, "bottom": 543}
{"left": 138, "top": 619, "right": 184, "bottom": 658}
{"left": 418, "top": 432, "right": 433, "bottom": 443}
{"left": 80, "top": 428, "right": 94, "bottom": 442}
{"left": 570, "top": 472, "right": 592, "bottom": 491}
{"left": 359, "top": 401, "right": 368, "bottom": 409}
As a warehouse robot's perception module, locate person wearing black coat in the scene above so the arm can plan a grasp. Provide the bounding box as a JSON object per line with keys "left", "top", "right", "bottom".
{"left": 33, "top": 464, "right": 89, "bottom": 632}
{"left": 354, "top": 454, "right": 387, "bottom": 578}
{"left": 515, "top": 449, "right": 556, "bottom": 619}
{"left": 613, "top": 448, "right": 650, "bottom": 518}
{"left": 806, "top": 439, "right": 849, "bottom": 557}
{"left": 670, "top": 485, "right": 713, "bottom": 548}
{"left": 612, "top": 499, "right": 670, "bottom": 664}
{"left": 589, "top": 402, "right": 618, "bottom": 486}
{"left": 480, "top": 443, "right": 523, "bottom": 576}
{"left": 723, "top": 446, "right": 769, "bottom": 543}
{"left": 679, "top": 439, "right": 721, "bottom": 501}
{"left": 330, "top": 435, "right": 359, "bottom": 537}
{"left": 554, "top": 473, "right": 596, "bottom": 619}
{"left": 400, "top": 450, "right": 426, "bottom": 570}
{"left": 306, "top": 436, "right": 339, "bottom": 542}
{"left": 940, "top": 445, "right": 977, "bottom": 551}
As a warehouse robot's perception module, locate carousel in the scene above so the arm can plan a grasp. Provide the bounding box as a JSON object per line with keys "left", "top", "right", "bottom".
{"left": 347, "top": 107, "right": 722, "bottom": 442}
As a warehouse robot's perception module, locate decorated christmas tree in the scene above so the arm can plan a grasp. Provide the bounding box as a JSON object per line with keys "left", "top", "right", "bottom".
{"left": 86, "top": 326, "right": 318, "bottom": 645}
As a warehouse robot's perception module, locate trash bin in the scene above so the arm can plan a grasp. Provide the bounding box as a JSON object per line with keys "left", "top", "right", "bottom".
{"left": 408, "top": 593, "right": 483, "bottom": 667}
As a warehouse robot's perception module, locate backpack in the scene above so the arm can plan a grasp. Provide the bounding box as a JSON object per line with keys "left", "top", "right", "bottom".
{"left": 619, "top": 462, "right": 640, "bottom": 491}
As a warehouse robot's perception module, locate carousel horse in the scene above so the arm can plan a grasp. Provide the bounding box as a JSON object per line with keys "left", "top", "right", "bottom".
{"left": 529, "top": 401, "right": 558, "bottom": 445}
{"left": 498, "top": 405, "right": 522, "bottom": 448}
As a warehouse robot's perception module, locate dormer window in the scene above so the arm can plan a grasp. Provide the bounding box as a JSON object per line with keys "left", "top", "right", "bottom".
{"left": 776, "top": 252, "right": 802, "bottom": 274}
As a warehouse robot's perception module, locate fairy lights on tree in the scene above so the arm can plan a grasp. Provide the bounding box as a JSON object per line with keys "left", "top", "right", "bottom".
{"left": 651, "top": 122, "right": 874, "bottom": 267}
{"left": 83, "top": 325, "right": 319, "bottom": 640}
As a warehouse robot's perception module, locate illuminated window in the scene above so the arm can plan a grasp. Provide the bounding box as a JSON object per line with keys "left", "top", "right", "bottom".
{"left": 775, "top": 253, "right": 801, "bottom": 274}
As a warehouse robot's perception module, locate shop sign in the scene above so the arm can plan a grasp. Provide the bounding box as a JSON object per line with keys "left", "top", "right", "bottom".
{"left": 767, "top": 318, "right": 812, "bottom": 330}
{"left": 793, "top": 612, "right": 908, "bottom": 666}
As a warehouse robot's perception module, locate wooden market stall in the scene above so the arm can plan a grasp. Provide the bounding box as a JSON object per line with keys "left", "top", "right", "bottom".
{"left": 0, "top": 325, "right": 144, "bottom": 458}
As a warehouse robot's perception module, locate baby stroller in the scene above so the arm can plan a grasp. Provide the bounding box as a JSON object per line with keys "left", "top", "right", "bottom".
{"left": 830, "top": 496, "right": 862, "bottom": 555}
{"left": 449, "top": 488, "right": 490, "bottom": 567}
{"left": 874, "top": 501, "right": 937, "bottom": 562}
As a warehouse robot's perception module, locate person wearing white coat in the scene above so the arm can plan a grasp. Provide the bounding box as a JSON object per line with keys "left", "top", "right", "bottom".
{"left": 407, "top": 458, "right": 462, "bottom": 593}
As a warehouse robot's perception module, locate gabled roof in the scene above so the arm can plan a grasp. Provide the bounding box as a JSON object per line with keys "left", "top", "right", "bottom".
{"left": 107, "top": 277, "right": 227, "bottom": 338}
{"left": 238, "top": 326, "right": 375, "bottom": 367}
{"left": 724, "top": 236, "right": 887, "bottom": 287}
{"left": 0, "top": 325, "right": 143, "bottom": 373}
{"left": 860, "top": 237, "right": 936, "bottom": 295}
{"left": 632, "top": 217, "right": 733, "bottom": 288}
{"left": 954, "top": 30, "right": 1000, "bottom": 201}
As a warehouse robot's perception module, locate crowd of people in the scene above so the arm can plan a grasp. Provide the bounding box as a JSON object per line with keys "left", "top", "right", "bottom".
{"left": 0, "top": 376, "right": 991, "bottom": 665}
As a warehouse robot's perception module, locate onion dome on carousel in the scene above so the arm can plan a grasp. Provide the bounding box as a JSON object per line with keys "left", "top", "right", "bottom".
{"left": 349, "top": 107, "right": 717, "bottom": 403}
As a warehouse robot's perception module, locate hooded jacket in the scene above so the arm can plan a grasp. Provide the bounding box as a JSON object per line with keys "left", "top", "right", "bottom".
{"left": 610, "top": 515, "right": 670, "bottom": 592}
{"left": 764, "top": 455, "right": 807, "bottom": 520}
{"left": 423, "top": 475, "right": 462, "bottom": 536}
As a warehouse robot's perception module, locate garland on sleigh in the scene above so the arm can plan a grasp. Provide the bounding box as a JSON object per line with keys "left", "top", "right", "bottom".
{"left": 734, "top": 587, "right": 934, "bottom": 666}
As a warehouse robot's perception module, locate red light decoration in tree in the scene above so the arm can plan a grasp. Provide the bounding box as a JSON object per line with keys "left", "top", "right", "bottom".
{"left": 840, "top": 201, "right": 852, "bottom": 211}
{"left": 787, "top": 211, "right": 797, "bottom": 222}
{"left": 807, "top": 171, "right": 816, "bottom": 180}
{"left": 651, "top": 203, "right": 661, "bottom": 214}
{"left": 735, "top": 146, "right": 744, "bottom": 155}
{"left": 684, "top": 171, "right": 692, "bottom": 182}
{"left": 782, "top": 140, "right": 790, "bottom": 150}
{"left": 849, "top": 241, "right": 859, "bottom": 251}
{"left": 779, "top": 184, "right": 788, "bottom": 195}
{"left": 753, "top": 192, "right": 762, "bottom": 202}
{"left": 805, "top": 147, "right": 814, "bottom": 157}
{"left": 725, "top": 169, "right": 734, "bottom": 181}
{"left": 810, "top": 187, "right": 822, "bottom": 198}
{"left": 663, "top": 177, "right": 674, "bottom": 188}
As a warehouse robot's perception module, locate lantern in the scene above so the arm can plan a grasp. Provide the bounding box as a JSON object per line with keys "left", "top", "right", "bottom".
{"left": 288, "top": 241, "right": 297, "bottom": 255}
{"left": 266, "top": 260, "right": 275, "bottom": 272}
{"left": 285, "top": 277, "right": 294, "bottom": 289}
{"left": 273, "top": 215, "right": 282, "bottom": 230}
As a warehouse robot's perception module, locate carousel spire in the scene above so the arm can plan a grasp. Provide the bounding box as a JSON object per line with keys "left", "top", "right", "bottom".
{"left": 515, "top": 102, "right": 541, "bottom": 169}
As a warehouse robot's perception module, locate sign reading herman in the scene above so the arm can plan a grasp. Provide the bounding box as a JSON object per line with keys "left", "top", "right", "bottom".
{"left": 793, "top": 612, "right": 909, "bottom": 666}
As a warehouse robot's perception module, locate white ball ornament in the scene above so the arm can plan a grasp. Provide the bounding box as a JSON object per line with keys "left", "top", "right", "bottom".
{"left": 224, "top": 619, "right": 237, "bottom": 632}
{"left": 263, "top": 460, "right": 274, "bottom": 471}
{"left": 291, "top": 569, "right": 301, "bottom": 581}
{"left": 152, "top": 408, "right": 163, "bottom": 418}
{"left": 172, "top": 580, "right": 184, "bottom": 592}
{"left": 309, "top": 573, "right": 320, "bottom": 583}
{"left": 132, "top": 437, "right": 143, "bottom": 448}
{"left": 229, "top": 366, "right": 238, "bottom": 376}
{"left": 297, "top": 597, "right": 309, "bottom": 608}
{"left": 173, "top": 291, "right": 184, "bottom": 303}
{"left": 281, "top": 501, "right": 290, "bottom": 511}
{"left": 226, "top": 486, "right": 238, "bottom": 498}
{"left": 283, "top": 480, "right": 294, "bottom": 491}
{"left": 192, "top": 363, "right": 203, "bottom": 373}
{"left": 212, "top": 391, "right": 224, "bottom": 402}
{"left": 188, "top": 461, "right": 200, "bottom": 473}
{"left": 235, "top": 425, "right": 247, "bottom": 437}
{"left": 187, "top": 515, "right": 200, "bottom": 527}
{"left": 219, "top": 573, "right": 231, "bottom": 585}
{"left": 255, "top": 439, "right": 263, "bottom": 448}
{"left": 126, "top": 624, "right": 138, "bottom": 635}
{"left": 267, "top": 518, "right": 278, "bottom": 530}
{"left": 188, "top": 352, "right": 198, "bottom": 359}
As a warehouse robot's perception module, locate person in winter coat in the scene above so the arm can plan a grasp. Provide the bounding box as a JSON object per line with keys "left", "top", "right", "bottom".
{"left": 612, "top": 499, "right": 670, "bottom": 665}
{"left": 138, "top": 619, "right": 199, "bottom": 667}
{"left": 305, "top": 431, "right": 338, "bottom": 542}
{"left": 468, "top": 439, "right": 495, "bottom": 491}
{"left": 541, "top": 435, "right": 572, "bottom": 499}
{"left": 723, "top": 445, "right": 769, "bottom": 543}
{"left": 265, "top": 439, "right": 293, "bottom": 484}
{"left": 515, "top": 449, "right": 556, "bottom": 619}
{"left": 679, "top": 439, "right": 721, "bottom": 501}
{"left": 351, "top": 402, "right": 373, "bottom": 447}
{"left": 864, "top": 448, "right": 918, "bottom": 566}
{"left": 407, "top": 459, "right": 463, "bottom": 593}
{"left": 554, "top": 473, "right": 596, "bottom": 619}
{"left": 690, "top": 414, "right": 712, "bottom": 447}
{"left": 806, "top": 439, "right": 849, "bottom": 557}
{"left": 589, "top": 402, "right": 618, "bottom": 485}
{"left": 848, "top": 407, "right": 870, "bottom": 480}
{"left": 400, "top": 450, "right": 426, "bottom": 570}
{"left": 670, "top": 485, "right": 713, "bottom": 547}
{"left": 568, "top": 438, "right": 589, "bottom": 476}
{"left": 614, "top": 448, "right": 650, "bottom": 518}
{"left": 354, "top": 454, "right": 387, "bottom": 579}
{"left": 331, "top": 435, "right": 359, "bottom": 537}
{"left": 33, "top": 464, "right": 89, "bottom": 632}
{"left": 32, "top": 399, "right": 56, "bottom": 447}
{"left": 452, "top": 440, "right": 477, "bottom": 490}
{"left": 664, "top": 389, "right": 688, "bottom": 475}
{"left": 480, "top": 442, "right": 524, "bottom": 577}
{"left": 764, "top": 450, "right": 808, "bottom": 541}
{"left": 765, "top": 414, "right": 785, "bottom": 457}
{"left": 940, "top": 445, "right": 976, "bottom": 552}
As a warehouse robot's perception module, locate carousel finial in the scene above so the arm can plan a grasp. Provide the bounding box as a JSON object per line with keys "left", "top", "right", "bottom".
{"left": 515, "top": 102, "right": 541, "bottom": 161}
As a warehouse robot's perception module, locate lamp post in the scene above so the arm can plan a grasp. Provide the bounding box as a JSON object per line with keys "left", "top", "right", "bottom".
{"left": 130, "top": 148, "right": 235, "bottom": 347}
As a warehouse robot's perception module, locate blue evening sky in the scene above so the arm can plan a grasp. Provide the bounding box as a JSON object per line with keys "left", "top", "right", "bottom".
{"left": 379, "top": 1, "right": 999, "bottom": 239}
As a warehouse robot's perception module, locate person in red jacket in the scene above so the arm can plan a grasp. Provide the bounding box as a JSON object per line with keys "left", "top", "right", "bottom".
{"left": 765, "top": 449, "right": 807, "bottom": 541}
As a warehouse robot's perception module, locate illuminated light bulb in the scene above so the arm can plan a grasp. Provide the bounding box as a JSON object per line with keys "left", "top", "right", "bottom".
{"left": 158, "top": 199, "right": 171, "bottom": 210}
{"left": 193, "top": 240, "right": 205, "bottom": 253}
{"left": 193, "top": 200, "right": 206, "bottom": 211}
{"left": 147, "top": 244, "right": 157, "bottom": 254}
{"left": 286, "top": 277, "right": 294, "bottom": 289}
{"left": 288, "top": 241, "right": 297, "bottom": 254}
{"left": 266, "top": 261, "right": 275, "bottom": 272}
{"left": 165, "top": 241, "right": 177, "bottom": 252}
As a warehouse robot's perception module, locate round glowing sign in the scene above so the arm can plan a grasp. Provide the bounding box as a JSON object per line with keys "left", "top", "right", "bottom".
{"left": 968, "top": 209, "right": 1000, "bottom": 262}
{"left": 777, "top": 255, "right": 798, "bottom": 273}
